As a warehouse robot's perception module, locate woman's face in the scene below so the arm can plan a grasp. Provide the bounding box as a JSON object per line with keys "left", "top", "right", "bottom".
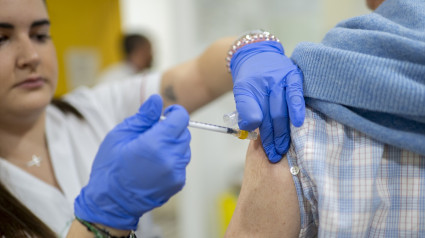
{"left": 0, "top": 0, "right": 57, "bottom": 118}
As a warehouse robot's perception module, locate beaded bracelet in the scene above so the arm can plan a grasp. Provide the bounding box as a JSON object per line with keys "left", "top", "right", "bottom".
{"left": 225, "top": 29, "right": 280, "bottom": 73}
{"left": 75, "top": 217, "right": 136, "bottom": 238}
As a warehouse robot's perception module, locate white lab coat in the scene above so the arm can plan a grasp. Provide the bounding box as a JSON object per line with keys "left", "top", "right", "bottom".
{"left": 0, "top": 72, "right": 162, "bottom": 237}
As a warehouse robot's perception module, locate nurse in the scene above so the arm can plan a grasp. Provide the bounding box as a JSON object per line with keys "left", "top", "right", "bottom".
{"left": 0, "top": 0, "right": 304, "bottom": 237}
{"left": 0, "top": 0, "right": 230, "bottom": 236}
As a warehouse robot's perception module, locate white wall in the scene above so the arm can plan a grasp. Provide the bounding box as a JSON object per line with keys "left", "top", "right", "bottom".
{"left": 120, "top": 1, "right": 370, "bottom": 238}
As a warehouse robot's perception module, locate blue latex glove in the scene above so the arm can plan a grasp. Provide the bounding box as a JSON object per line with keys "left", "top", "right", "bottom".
{"left": 74, "top": 94, "right": 191, "bottom": 230}
{"left": 230, "top": 41, "right": 305, "bottom": 163}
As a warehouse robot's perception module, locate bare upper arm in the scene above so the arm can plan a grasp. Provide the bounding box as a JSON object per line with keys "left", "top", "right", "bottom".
{"left": 224, "top": 138, "right": 300, "bottom": 238}
{"left": 159, "top": 37, "right": 235, "bottom": 113}
{"left": 160, "top": 59, "right": 211, "bottom": 113}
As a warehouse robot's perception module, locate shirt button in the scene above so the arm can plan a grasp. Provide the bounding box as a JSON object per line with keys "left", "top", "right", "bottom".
{"left": 290, "top": 166, "right": 300, "bottom": 175}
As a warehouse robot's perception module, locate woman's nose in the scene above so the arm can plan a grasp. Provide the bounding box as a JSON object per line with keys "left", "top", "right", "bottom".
{"left": 16, "top": 37, "right": 41, "bottom": 70}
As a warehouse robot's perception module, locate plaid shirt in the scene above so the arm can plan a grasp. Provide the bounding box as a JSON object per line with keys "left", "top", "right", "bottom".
{"left": 287, "top": 107, "right": 425, "bottom": 237}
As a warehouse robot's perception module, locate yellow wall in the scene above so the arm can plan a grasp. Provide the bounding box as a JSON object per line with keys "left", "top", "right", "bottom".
{"left": 46, "top": 0, "right": 122, "bottom": 96}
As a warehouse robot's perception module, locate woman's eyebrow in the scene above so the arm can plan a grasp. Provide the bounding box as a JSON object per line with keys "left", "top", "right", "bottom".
{"left": 31, "top": 19, "right": 50, "bottom": 28}
{"left": 0, "top": 23, "right": 13, "bottom": 29}
{"left": 0, "top": 20, "right": 50, "bottom": 30}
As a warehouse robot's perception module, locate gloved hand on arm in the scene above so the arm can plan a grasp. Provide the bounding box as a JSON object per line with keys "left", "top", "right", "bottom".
{"left": 230, "top": 40, "right": 305, "bottom": 163}
{"left": 74, "top": 94, "right": 191, "bottom": 230}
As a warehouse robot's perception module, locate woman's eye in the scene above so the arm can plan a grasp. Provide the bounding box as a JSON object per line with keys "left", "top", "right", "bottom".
{"left": 0, "top": 36, "right": 9, "bottom": 44}
{"left": 32, "top": 34, "right": 51, "bottom": 42}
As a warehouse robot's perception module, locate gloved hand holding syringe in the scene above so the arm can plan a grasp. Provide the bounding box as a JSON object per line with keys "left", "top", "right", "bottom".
{"left": 160, "top": 111, "right": 257, "bottom": 140}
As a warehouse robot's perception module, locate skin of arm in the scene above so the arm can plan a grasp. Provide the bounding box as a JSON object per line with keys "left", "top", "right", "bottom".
{"left": 224, "top": 136, "right": 300, "bottom": 238}
{"left": 160, "top": 37, "right": 235, "bottom": 113}
{"left": 67, "top": 220, "right": 131, "bottom": 237}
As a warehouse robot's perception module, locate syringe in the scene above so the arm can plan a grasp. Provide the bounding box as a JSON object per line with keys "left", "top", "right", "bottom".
{"left": 160, "top": 116, "right": 257, "bottom": 140}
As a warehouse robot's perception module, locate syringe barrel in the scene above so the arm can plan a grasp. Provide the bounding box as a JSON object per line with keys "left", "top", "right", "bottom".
{"left": 188, "top": 120, "right": 229, "bottom": 134}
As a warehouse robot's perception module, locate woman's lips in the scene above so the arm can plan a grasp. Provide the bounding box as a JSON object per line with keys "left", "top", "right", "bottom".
{"left": 15, "top": 77, "right": 46, "bottom": 89}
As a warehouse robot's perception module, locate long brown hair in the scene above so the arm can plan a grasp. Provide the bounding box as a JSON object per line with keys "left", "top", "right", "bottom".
{"left": 0, "top": 182, "right": 56, "bottom": 237}
{"left": 51, "top": 98, "right": 84, "bottom": 120}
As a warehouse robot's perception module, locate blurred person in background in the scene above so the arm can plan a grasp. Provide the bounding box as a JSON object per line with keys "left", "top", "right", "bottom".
{"left": 96, "top": 33, "right": 153, "bottom": 84}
